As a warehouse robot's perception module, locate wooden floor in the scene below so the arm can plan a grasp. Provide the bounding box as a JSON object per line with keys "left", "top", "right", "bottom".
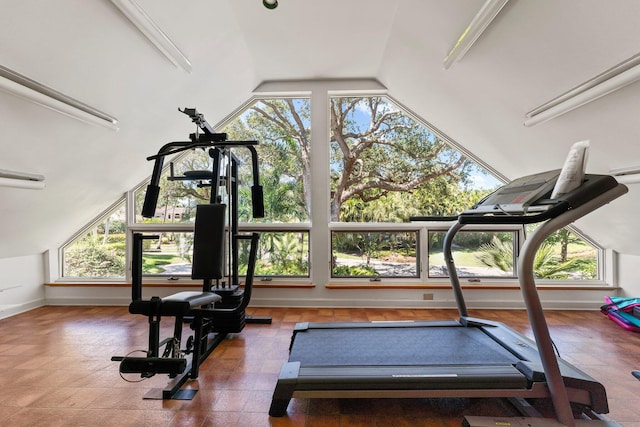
{"left": 0, "top": 306, "right": 639, "bottom": 427}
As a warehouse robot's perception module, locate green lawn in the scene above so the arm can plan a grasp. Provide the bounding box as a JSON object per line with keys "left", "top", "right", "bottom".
{"left": 143, "top": 253, "right": 188, "bottom": 274}
{"left": 428, "top": 250, "right": 485, "bottom": 267}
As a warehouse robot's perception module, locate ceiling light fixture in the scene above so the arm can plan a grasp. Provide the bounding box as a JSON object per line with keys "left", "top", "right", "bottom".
{"left": 263, "top": 0, "right": 278, "bottom": 10}
{"left": 0, "top": 65, "right": 119, "bottom": 130}
{"left": 110, "top": 0, "right": 192, "bottom": 73}
{"left": 443, "top": 0, "right": 509, "bottom": 70}
{"left": 0, "top": 168, "right": 45, "bottom": 190}
{"left": 525, "top": 53, "right": 640, "bottom": 127}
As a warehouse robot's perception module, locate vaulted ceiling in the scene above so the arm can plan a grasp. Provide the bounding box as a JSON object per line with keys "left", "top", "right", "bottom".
{"left": 1, "top": 0, "right": 639, "bottom": 259}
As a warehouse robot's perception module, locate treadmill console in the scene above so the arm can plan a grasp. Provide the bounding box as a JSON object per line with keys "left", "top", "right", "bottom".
{"left": 469, "top": 169, "right": 561, "bottom": 214}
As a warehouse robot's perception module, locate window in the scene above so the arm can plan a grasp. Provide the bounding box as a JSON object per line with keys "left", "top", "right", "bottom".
{"left": 138, "top": 231, "right": 194, "bottom": 276}
{"left": 332, "top": 230, "right": 418, "bottom": 278}
{"left": 58, "top": 86, "right": 607, "bottom": 286}
{"left": 249, "top": 230, "right": 309, "bottom": 278}
{"left": 426, "top": 226, "right": 598, "bottom": 281}
{"left": 328, "top": 95, "right": 501, "bottom": 282}
{"left": 526, "top": 226, "right": 599, "bottom": 280}
{"left": 329, "top": 96, "right": 498, "bottom": 223}
{"left": 135, "top": 230, "right": 288, "bottom": 279}
{"left": 61, "top": 200, "right": 126, "bottom": 278}
{"left": 130, "top": 97, "right": 311, "bottom": 279}
{"left": 428, "top": 230, "right": 517, "bottom": 279}
{"left": 223, "top": 98, "right": 311, "bottom": 223}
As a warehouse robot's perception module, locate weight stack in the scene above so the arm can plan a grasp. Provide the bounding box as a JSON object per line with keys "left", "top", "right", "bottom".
{"left": 210, "top": 310, "right": 246, "bottom": 333}
{"left": 213, "top": 289, "right": 244, "bottom": 309}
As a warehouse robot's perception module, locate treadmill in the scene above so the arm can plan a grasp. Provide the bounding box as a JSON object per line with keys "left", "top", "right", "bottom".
{"left": 268, "top": 171, "right": 627, "bottom": 426}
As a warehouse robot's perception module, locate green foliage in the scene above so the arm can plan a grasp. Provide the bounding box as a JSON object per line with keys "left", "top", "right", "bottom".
{"left": 475, "top": 236, "right": 588, "bottom": 279}
{"left": 332, "top": 264, "right": 379, "bottom": 277}
{"left": 532, "top": 244, "right": 580, "bottom": 279}
{"left": 98, "top": 220, "right": 125, "bottom": 234}
{"left": 571, "top": 258, "right": 597, "bottom": 280}
{"left": 255, "top": 260, "right": 309, "bottom": 276}
{"left": 252, "top": 232, "right": 309, "bottom": 277}
{"left": 64, "top": 237, "right": 125, "bottom": 277}
{"left": 429, "top": 231, "right": 511, "bottom": 255}
{"left": 223, "top": 99, "right": 311, "bottom": 223}
{"left": 329, "top": 96, "right": 492, "bottom": 222}
{"left": 142, "top": 254, "right": 184, "bottom": 274}
{"left": 107, "top": 234, "right": 126, "bottom": 245}
{"left": 221, "top": 96, "right": 495, "bottom": 225}
{"left": 333, "top": 231, "right": 417, "bottom": 268}
{"left": 544, "top": 229, "right": 581, "bottom": 262}
{"left": 476, "top": 236, "right": 514, "bottom": 272}
{"left": 235, "top": 232, "right": 310, "bottom": 277}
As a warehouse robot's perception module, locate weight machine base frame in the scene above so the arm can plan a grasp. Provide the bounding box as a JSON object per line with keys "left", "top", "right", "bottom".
{"left": 143, "top": 388, "right": 198, "bottom": 400}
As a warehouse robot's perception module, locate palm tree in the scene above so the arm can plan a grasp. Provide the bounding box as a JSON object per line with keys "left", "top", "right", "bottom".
{"left": 476, "top": 237, "right": 580, "bottom": 279}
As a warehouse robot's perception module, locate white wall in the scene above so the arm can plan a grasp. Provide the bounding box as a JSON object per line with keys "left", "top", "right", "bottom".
{"left": 44, "top": 283, "right": 614, "bottom": 311}
{"left": 0, "top": 254, "right": 46, "bottom": 319}
{"left": 616, "top": 253, "right": 640, "bottom": 297}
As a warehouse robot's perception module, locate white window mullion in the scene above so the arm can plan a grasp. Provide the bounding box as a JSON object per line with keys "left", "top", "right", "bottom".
{"left": 309, "top": 88, "right": 331, "bottom": 286}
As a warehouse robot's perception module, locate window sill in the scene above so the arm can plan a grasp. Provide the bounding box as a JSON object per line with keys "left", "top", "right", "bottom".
{"left": 326, "top": 283, "right": 618, "bottom": 291}
{"left": 46, "top": 282, "right": 616, "bottom": 291}
{"left": 45, "top": 282, "right": 315, "bottom": 289}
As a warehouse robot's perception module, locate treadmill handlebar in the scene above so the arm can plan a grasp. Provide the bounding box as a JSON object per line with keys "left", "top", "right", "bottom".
{"left": 458, "top": 174, "right": 620, "bottom": 225}
{"left": 409, "top": 215, "right": 459, "bottom": 222}
{"left": 458, "top": 202, "right": 570, "bottom": 225}
{"left": 410, "top": 175, "right": 622, "bottom": 226}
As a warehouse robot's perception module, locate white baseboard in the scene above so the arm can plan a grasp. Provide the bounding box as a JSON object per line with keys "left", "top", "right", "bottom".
{"left": 46, "top": 296, "right": 131, "bottom": 306}
{"left": 0, "top": 298, "right": 45, "bottom": 320}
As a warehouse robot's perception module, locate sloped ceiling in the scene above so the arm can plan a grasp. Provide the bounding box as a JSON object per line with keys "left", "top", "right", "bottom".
{"left": 0, "top": 0, "right": 639, "bottom": 260}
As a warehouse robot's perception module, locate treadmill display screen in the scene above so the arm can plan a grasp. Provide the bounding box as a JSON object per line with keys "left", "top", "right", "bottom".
{"left": 469, "top": 169, "right": 561, "bottom": 214}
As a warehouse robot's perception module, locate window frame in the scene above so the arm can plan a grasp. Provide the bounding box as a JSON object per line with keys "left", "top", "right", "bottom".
{"left": 59, "top": 196, "right": 127, "bottom": 281}
{"left": 423, "top": 223, "right": 522, "bottom": 284}
{"left": 329, "top": 223, "right": 421, "bottom": 281}
{"left": 53, "top": 84, "right": 611, "bottom": 288}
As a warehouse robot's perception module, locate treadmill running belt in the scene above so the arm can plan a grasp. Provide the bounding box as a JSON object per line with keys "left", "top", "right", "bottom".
{"left": 289, "top": 326, "right": 519, "bottom": 366}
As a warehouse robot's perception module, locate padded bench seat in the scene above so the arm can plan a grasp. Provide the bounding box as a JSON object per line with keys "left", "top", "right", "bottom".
{"left": 129, "top": 291, "right": 221, "bottom": 317}
{"left": 163, "top": 291, "right": 221, "bottom": 306}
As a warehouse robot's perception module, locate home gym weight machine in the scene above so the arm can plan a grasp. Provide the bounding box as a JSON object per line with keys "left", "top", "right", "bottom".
{"left": 269, "top": 169, "right": 627, "bottom": 426}
{"left": 112, "top": 108, "right": 269, "bottom": 399}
